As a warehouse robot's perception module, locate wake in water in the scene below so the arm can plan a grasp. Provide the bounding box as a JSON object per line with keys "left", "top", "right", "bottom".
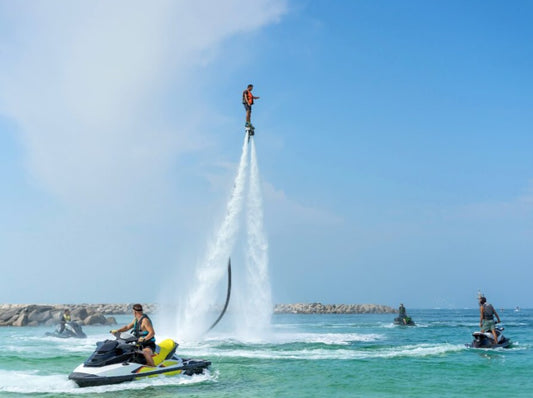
{"left": 177, "top": 131, "right": 271, "bottom": 340}
{"left": 2, "top": 311, "right": 531, "bottom": 396}
{"left": 0, "top": 368, "right": 214, "bottom": 394}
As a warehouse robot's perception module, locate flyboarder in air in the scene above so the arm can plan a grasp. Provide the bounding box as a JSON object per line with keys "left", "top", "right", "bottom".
{"left": 242, "top": 84, "right": 259, "bottom": 140}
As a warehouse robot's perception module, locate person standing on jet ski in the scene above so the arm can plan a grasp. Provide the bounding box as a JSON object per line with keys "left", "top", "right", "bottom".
{"left": 110, "top": 304, "right": 156, "bottom": 367}
{"left": 397, "top": 304, "right": 412, "bottom": 325}
{"left": 479, "top": 296, "right": 501, "bottom": 344}
{"left": 398, "top": 304, "right": 406, "bottom": 317}
{"left": 243, "top": 84, "right": 260, "bottom": 128}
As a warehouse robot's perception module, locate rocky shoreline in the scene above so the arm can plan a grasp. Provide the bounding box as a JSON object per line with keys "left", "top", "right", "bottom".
{"left": 274, "top": 303, "right": 395, "bottom": 314}
{"left": 0, "top": 303, "right": 394, "bottom": 327}
{"left": 0, "top": 304, "right": 157, "bottom": 327}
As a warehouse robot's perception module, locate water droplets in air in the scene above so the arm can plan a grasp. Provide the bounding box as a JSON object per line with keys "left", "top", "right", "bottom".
{"left": 179, "top": 132, "right": 271, "bottom": 340}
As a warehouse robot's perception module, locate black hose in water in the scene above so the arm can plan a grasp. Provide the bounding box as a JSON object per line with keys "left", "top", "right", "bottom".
{"left": 206, "top": 258, "right": 232, "bottom": 332}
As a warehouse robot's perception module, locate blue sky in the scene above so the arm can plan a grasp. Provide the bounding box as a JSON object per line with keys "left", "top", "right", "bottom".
{"left": 1, "top": 1, "right": 532, "bottom": 308}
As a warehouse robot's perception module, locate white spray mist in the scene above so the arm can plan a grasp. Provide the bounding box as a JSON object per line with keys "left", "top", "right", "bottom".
{"left": 242, "top": 138, "right": 272, "bottom": 335}
{"left": 179, "top": 133, "right": 249, "bottom": 337}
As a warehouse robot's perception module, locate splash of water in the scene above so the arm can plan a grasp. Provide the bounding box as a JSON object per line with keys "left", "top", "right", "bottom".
{"left": 179, "top": 133, "right": 250, "bottom": 336}
{"left": 240, "top": 138, "right": 272, "bottom": 335}
{"left": 176, "top": 131, "right": 272, "bottom": 341}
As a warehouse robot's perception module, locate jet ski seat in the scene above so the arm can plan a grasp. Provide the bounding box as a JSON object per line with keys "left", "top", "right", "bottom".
{"left": 152, "top": 339, "right": 178, "bottom": 366}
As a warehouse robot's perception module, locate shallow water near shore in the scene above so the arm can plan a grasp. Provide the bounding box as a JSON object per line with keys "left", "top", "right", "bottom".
{"left": 1, "top": 309, "right": 532, "bottom": 397}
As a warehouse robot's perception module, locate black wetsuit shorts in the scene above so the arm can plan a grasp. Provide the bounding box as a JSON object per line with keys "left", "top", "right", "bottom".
{"left": 140, "top": 340, "right": 156, "bottom": 353}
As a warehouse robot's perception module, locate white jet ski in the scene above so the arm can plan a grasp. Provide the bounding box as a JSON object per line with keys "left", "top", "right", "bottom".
{"left": 69, "top": 332, "right": 210, "bottom": 387}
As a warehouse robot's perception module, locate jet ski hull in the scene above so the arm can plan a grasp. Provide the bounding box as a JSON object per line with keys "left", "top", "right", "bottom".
{"left": 393, "top": 316, "right": 415, "bottom": 326}
{"left": 69, "top": 371, "right": 136, "bottom": 387}
{"left": 69, "top": 358, "right": 211, "bottom": 387}
{"left": 45, "top": 330, "right": 87, "bottom": 339}
{"left": 45, "top": 321, "right": 87, "bottom": 338}
{"left": 466, "top": 338, "right": 512, "bottom": 349}
{"left": 466, "top": 327, "right": 511, "bottom": 349}
{"left": 69, "top": 335, "right": 210, "bottom": 387}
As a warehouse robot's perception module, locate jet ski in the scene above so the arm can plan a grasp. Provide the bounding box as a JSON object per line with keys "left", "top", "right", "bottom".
{"left": 45, "top": 321, "right": 87, "bottom": 338}
{"left": 69, "top": 332, "right": 211, "bottom": 387}
{"left": 393, "top": 316, "right": 415, "bottom": 326}
{"left": 466, "top": 326, "right": 511, "bottom": 349}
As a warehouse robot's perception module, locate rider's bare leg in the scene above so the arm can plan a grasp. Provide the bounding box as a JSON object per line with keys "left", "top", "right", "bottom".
{"left": 143, "top": 348, "right": 155, "bottom": 366}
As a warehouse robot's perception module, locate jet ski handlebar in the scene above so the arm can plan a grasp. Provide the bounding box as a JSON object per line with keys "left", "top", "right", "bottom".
{"left": 109, "top": 331, "right": 139, "bottom": 343}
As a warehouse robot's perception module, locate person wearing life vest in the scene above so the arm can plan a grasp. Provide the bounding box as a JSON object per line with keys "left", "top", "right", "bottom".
{"left": 479, "top": 296, "right": 501, "bottom": 345}
{"left": 398, "top": 304, "right": 410, "bottom": 324}
{"left": 62, "top": 309, "right": 71, "bottom": 323}
{"left": 398, "top": 304, "right": 406, "bottom": 317}
{"left": 110, "top": 304, "right": 156, "bottom": 366}
{"left": 396, "top": 304, "right": 412, "bottom": 325}
{"left": 59, "top": 309, "right": 71, "bottom": 333}
{"left": 242, "top": 84, "right": 260, "bottom": 128}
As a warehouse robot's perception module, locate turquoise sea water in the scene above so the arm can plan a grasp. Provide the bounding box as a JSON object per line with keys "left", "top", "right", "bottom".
{"left": 1, "top": 309, "right": 532, "bottom": 397}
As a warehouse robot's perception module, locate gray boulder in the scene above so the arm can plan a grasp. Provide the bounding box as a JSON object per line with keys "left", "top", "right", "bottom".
{"left": 28, "top": 309, "right": 53, "bottom": 324}
{"left": 71, "top": 308, "right": 88, "bottom": 320}
{"left": 83, "top": 314, "right": 108, "bottom": 325}
{"left": 13, "top": 312, "right": 28, "bottom": 327}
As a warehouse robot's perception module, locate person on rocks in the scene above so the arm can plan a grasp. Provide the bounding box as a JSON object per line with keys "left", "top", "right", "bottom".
{"left": 110, "top": 304, "right": 156, "bottom": 366}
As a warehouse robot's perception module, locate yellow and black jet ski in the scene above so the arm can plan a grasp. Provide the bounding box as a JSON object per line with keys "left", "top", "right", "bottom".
{"left": 69, "top": 333, "right": 210, "bottom": 387}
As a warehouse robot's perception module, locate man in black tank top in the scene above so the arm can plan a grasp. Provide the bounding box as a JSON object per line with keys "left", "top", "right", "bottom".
{"left": 479, "top": 296, "right": 501, "bottom": 345}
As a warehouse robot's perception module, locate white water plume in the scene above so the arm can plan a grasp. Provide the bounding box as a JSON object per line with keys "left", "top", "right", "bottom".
{"left": 240, "top": 138, "right": 272, "bottom": 334}
{"left": 176, "top": 132, "right": 272, "bottom": 340}
{"left": 179, "top": 133, "right": 250, "bottom": 336}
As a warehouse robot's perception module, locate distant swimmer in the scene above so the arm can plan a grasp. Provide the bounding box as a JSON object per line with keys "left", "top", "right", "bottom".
{"left": 242, "top": 84, "right": 260, "bottom": 129}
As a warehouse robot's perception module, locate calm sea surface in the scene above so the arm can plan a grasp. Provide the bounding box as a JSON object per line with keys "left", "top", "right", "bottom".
{"left": 0, "top": 309, "right": 532, "bottom": 397}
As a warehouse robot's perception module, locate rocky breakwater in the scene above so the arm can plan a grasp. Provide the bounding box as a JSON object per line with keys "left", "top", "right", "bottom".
{"left": 274, "top": 303, "right": 395, "bottom": 314}
{"left": 0, "top": 304, "right": 156, "bottom": 327}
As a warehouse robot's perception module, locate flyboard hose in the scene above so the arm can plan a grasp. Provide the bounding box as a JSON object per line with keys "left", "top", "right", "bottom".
{"left": 207, "top": 258, "right": 232, "bottom": 332}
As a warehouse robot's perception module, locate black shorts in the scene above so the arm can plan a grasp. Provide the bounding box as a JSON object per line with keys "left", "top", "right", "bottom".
{"left": 140, "top": 340, "right": 156, "bottom": 352}
{"left": 243, "top": 103, "right": 252, "bottom": 112}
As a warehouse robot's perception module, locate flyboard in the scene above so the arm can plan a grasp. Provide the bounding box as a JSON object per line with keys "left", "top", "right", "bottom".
{"left": 246, "top": 125, "right": 255, "bottom": 142}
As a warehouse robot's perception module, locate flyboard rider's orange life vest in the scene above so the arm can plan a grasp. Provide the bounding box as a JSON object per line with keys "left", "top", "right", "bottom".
{"left": 242, "top": 90, "right": 253, "bottom": 105}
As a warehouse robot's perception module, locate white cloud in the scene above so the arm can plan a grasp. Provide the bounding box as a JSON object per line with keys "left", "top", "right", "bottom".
{"left": 0, "top": 0, "right": 287, "bottom": 208}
